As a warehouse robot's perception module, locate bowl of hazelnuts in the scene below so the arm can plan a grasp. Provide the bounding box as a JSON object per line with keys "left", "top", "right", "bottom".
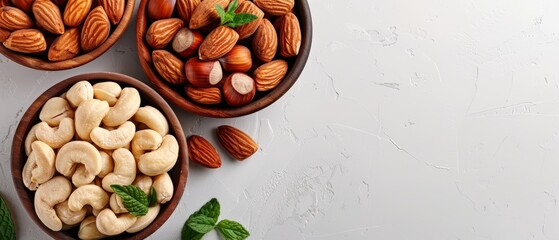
{"left": 136, "top": 0, "right": 312, "bottom": 117}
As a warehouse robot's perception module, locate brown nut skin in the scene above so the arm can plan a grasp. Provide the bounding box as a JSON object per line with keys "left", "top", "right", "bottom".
{"left": 176, "top": 0, "right": 199, "bottom": 23}
{"left": 222, "top": 73, "right": 256, "bottom": 107}
{"left": 48, "top": 27, "right": 81, "bottom": 61}
{"left": 187, "top": 135, "right": 221, "bottom": 168}
{"left": 152, "top": 49, "right": 187, "bottom": 85}
{"left": 171, "top": 27, "right": 202, "bottom": 58}
{"left": 254, "top": 0, "right": 294, "bottom": 16}
{"left": 32, "top": 0, "right": 65, "bottom": 35}
{"left": 0, "top": 27, "right": 9, "bottom": 42}
{"left": 63, "top": 0, "right": 93, "bottom": 27}
{"left": 278, "top": 12, "right": 301, "bottom": 58}
{"left": 188, "top": 0, "right": 228, "bottom": 29}
{"left": 185, "top": 86, "right": 222, "bottom": 105}
{"left": 216, "top": 125, "right": 258, "bottom": 160}
{"left": 0, "top": 6, "right": 34, "bottom": 30}
{"left": 218, "top": 45, "right": 252, "bottom": 73}
{"left": 148, "top": 0, "right": 176, "bottom": 21}
{"left": 185, "top": 58, "right": 223, "bottom": 87}
{"left": 80, "top": 6, "right": 110, "bottom": 52}
{"left": 10, "top": 0, "right": 34, "bottom": 13}
{"left": 234, "top": 1, "right": 264, "bottom": 39}
{"left": 146, "top": 18, "right": 184, "bottom": 49}
{"left": 199, "top": 26, "right": 239, "bottom": 61}
{"left": 253, "top": 59, "right": 288, "bottom": 91}
{"left": 252, "top": 18, "right": 277, "bottom": 63}
{"left": 99, "top": 0, "right": 125, "bottom": 25}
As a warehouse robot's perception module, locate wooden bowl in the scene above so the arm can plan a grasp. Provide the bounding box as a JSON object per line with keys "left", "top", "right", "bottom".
{"left": 0, "top": 0, "right": 136, "bottom": 71}
{"left": 136, "top": 0, "right": 313, "bottom": 118}
{"left": 10, "top": 72, "right": 188, "bottom": 239}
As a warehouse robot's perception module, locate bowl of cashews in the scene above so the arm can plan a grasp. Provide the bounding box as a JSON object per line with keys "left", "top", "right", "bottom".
{"left": 10, "top": 72, "right": 188, "bottom": 240}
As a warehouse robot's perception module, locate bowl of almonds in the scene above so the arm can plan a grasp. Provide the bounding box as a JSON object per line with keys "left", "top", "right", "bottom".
{"left": 136, "top": 0, "right": 312, "bottom": 117}
{"left": 10, "top": 72, "right": 188, "bottom": 239}
{"left": 0, "top": 0, "right": 135, "bottom": 70}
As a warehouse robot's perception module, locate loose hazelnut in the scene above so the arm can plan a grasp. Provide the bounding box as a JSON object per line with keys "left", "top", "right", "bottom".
{"left": 218, "top": 45, "right": 252, "bottom": 73}
{"left": 184, "top": 58, "right": 223, "bottom": 87}
{"left": 172, "top": 28, "right": 202, "bottom": 58}
{"left": 222, "top": 73, "right": 256, "bottom": 107}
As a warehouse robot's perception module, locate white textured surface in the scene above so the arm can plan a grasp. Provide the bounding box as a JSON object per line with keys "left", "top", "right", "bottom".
{"left": 2, "top": 0, "right": 559, "bottom": 239}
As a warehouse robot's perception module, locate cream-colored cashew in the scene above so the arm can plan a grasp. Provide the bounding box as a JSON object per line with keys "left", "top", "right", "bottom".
{"left": 131, "top": 129, "right": 163, "bottom": 160}
{"left": 93, "top": 82, "right": 122, "bottom": 106}
{"left": 109, "top": 193, "right": 128, "bottom": 214}
{"left": 102, "top": 148, "right": 136, "bottom": 192}
{"left": 96, "top": 209, "right": 137, "bottom": 236}
{"left": 56, "top": 141, "right": 102, "bottom": 177}
{"left": 133, "top": 106, "right": 169, "bottom": 137}
{"left": 29, "top": 141, "right": 56, "bottom": 184}
{"left": 34, "top": 176, "right": 72, "bottom": 231}
{"left": 126, "top": 204, "right": 160, "bottom": 233}
{"left": 55, "top": 200, "right": 87, "bottom": 225}
{"left": 24, "top": 123, "right": 40, "bottom": 156}
{"left": 138, "top": 135, "right": 179, "bottom": 176}
{"left": 35, "top": 118, "right": 74, "bottom": 148}
{"left": 90, "top": 121, "right": 136, "bottom": 150}
{"left": 75, "top": 99, "right": 110, "bottom": 141}
{"left": 78, "top": 216, "right": 107, "bottom": 240}
{"left": 39, "top": 97, "right": 74, "bottom": 127}
{"left": 98, "top": 151, "right": 114, "bottom": 178}
{"left": 22, "top": 154, "right": 38, "bottom": 190}
{"left": 72, "top": 165, "right": 96, "bottom": 187}
{"left": 152, "top": 173, "right": 174, "bottom": 204}
{"left": 67, "top": 81, "right": 94, "bottom": 108}
{"left": 132, "top": 175, "right": 153, "bottom": 194}
{"left": 68, "top": 184, "right": 109, "bottom": 211}
{"left": 102, "top": 87, "right": 141, "bottom": 127}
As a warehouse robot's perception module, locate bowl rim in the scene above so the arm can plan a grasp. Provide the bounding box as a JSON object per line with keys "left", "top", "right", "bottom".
{"left": 135, "top": 0, "right": 313, "bottom": 118}
{"left": 0, "top": 0, "right": 136, "bottom": 71}
{"left": 10, "top": 72, "right": 188, "bottom": 240}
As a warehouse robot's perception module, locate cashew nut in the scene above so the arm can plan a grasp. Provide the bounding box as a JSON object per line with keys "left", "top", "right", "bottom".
{"left": 133, "top": 106, "right": 169, "bottom": 137}
{"left": 132, "top": 174, "right": 153, "bottom": 194}
{"left": 72, "top": 165, "right": 96, "bottom": 187}
{"left": 93, "top": 82, "right": 122, "bottom": 106}
{"left": 96, "top": 209, "right": 137, "bottom": 236}
{"left": 34, "top": 176, "right": 72, "bottom": 231}
{"left": 109, "top": 193, "right": 127, "bottom": 214}
{"left": 102, "top": 148, "right": 136, "bottom": 192}
{"left": 90, "top": 121, "right": 136, "bottom": 150}
{"left": 102, "top": 87, "right": 141, "bottom": 127}
{"left": 35, "top": 117, "right": 74, "bottom": 148}
{"left": 75, "top": 99, "right": 110, "bottom": 141}
{"left": 23, "top": 141, "right": 55, "bottom": 190}
{"left": 138, "top": 135, "right": 179, "bottom": 176}
{"left": 67, "top": 81, "right": 94, "bottom": 108}
{"left": 55, "top": 141, "right": 102, "bottom": 177}
{"left": 24, "top": 123, "right": 40, "bottom": 156}
{"left": 98, "top": 151, "right": 114, "bottom": 178}
{"left": 78, "top": 216, "right": 107, "bottom": 240}
{"left": 131, "top": 129, "right": 163, "bottom": 160}
{"left": 68, "top": 185, "right": 109, "bottom": 211}
{"left": 126, "top": 204, "right": 160, "bottom": 233}
{"left": 55, "top": 200, "right": 87, "bottom": 226}
{"left": 39, "top": 97, "right": 74, "bottom": 127}
{"left": 152, "top": 173, "right": 174, "bottom": 204}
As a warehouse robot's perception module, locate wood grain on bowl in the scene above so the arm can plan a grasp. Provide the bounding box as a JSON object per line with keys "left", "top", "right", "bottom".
{"left": 136, "top": 0, "right": 312, "bottom": 118}
{"left": 11, "top": 72, "right": 188, "bottom": 240}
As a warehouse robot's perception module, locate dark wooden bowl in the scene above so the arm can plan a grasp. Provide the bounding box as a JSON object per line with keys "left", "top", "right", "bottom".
{"left": 136, "top": 0, "right": 313, "bottom": 118}
{"left": 0, "top": 0, "right": 136, "bottom": 71}
{"left": 10, "top": 72, "right": 188, "bottom": 239}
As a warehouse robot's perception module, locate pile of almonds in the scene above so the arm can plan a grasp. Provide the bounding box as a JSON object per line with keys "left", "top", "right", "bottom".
{"left": 145, "top": 0, "right": 302, "bottom": 107}
{"left": 0, "top": 0, "right": 126, "bottom": 61}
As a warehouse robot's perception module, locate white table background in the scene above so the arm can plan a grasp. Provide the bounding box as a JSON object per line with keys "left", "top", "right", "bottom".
{"left": 2, "top": 0, "right": 559, "bottom": 239}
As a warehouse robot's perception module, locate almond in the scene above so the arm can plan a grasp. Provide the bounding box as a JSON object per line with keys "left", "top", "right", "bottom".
{"left": 10, "top": 0, "right": 33, "bottom": 13}
{"left": 172, "top": 27, "right": 202, "bottom": 58}
{"left": 189, "top": 0, "right": 229, "bottom": 29}
{"left": 148, "top": 0, "right": 175, "bottom": 21}
{"left": 48, "top": 27, "right": 80, "bottom": 61}
{"left": 187, "top": 135, "right": 221, "bottom": 168}
{"left": 80, "top": 6, "right": 110, "bottom": 52}
{"left": 219, "top": 45, "right": 252, "bottom": 73}
{"left": 0, "top": 27, "right": 9, "bottom": 42}
{"left": 278, "top": 12, "right": 301, "bottom": 57}
{"left": 3, "top": 29, "right": 46, "bottom": 53}
{"left": 99, "top": 0, "right": 124, "bottom": 25}
{"left": 185, "top": 86, "right": 222, "bottom": 105}
{"left": 63, "top": 0, "right": 92, "bottom": 27}
{"left": 253, "top": 60, "right": 288, "bottom": 91}
{"left": 222, "top": 73, "right": 255, "bottom": 107}
{"left": 33, "top": 0, "right": 65, "bottom": 35}
{"left": 216, "top": 125, "right": 258, "bottom": 160}
{"left": 199, "top": 26, "right": 238, "bottom": 61}
{"left": 176, "top": 0, "right": 199, "bottom": 23}
{"left": 252, "top": 18, "right": 277, "bottom": 62}
{"left": 185, "top": 58, "right": 223, "bottom": 87}
{"left": 254, "top": 0, "right": 293, "bottom": 16}
{"left": 234, "top": 1, "right": 263, "bottom": 39}
{"left": 146, "top": 18, "right": 184, "bottom": 49}
{"left": 152, "top": 49, "right": 187, "bottom": 85}
{"left": 0, "top": 6, "right": 33, "bottom": 30}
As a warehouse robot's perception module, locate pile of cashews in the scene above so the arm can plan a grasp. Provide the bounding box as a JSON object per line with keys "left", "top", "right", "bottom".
{"left": 22, "top": 80, "right": 179, "bottom": 239}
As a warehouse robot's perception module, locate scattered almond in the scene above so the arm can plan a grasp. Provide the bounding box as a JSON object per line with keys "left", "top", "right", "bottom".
{"left": 252, "top": 18, "right": 277, "bottom": 63}
{"left": 216, "top": 125, "right": 258, "bottom": 160}
{"left": 199, "top": 26, "right": 239, "bottom": 61}
{"left": 146, "top": 18, "right": 184, "bottom": 49}
{"left": 80, "top": 6, "right": 110, "bottom": 52}
{"left": 0, "top": 6, "right": 33, "bottom": 30}
{"left": 253, "top": 60, "right": 288, "bottom": 91}
{"left": 48, "top": 27, "right": 80, "bottom": 61}
{"left": 63, "top": 0, "right": 93, "bottom": 27}
{"left": 99, "top": 0, "right": 125, "bottom": 25}
{"left": 187, "top": 135, "right": 221, "bottom": 168}
{"left": 278, "top": 12, "right": 301, "bottom": 57}
{"left": 3, "top": 29, "right": 46, "bottom": 53}
{"left": 152, "top": 49, "right": 187, "bottom": 85}
{"left": 32, "top": 0, "right": 65, "bottom": 35}
{"left": 185, "top": 86, "right": 222, "bottom": 105}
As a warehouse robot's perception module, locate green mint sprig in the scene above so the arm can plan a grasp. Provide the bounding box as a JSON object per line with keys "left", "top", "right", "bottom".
{"left": 215, "top": 0, "right": 258, "bottom": 28}
{"left": 182, "top": 198, "right": 250, "bottom": 240}
{"left": 0, "top": 194, "right": 16, "bottom": 240}
{"left": 111, "top": 185, "right": 158, "bottom": 216}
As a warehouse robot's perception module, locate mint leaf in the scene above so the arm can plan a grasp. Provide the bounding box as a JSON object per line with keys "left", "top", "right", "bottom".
{"left": 224, "top": 13, "right": 258, "bottom": 28}
{"left": 216, "top": 4, "right": 226, "bottom": 24}
{"left": 187, "top": 215, "right": 216, "bottom": 234}
{"left": 181, "top": 226, "right": 205, "bottom": 240}
{"left": 216, "top": 220, "right": 250, "bottom": 240}
{"left": 149, "top": 187, "right": 158, "bottom": 207}
{"left": 227, "top": 0, "right": 239, "bottom": 13}
{"left": 181, "top": 198, "right": 221, "bottom": 240}
{"left": 111, "top": 185, "right": 149, "bottom": 216}
{"left": 215, "top": 0, "right": 258, "bottom": 28}
{"left": 0, "top": 195, "right": 16, "bottom": 240}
